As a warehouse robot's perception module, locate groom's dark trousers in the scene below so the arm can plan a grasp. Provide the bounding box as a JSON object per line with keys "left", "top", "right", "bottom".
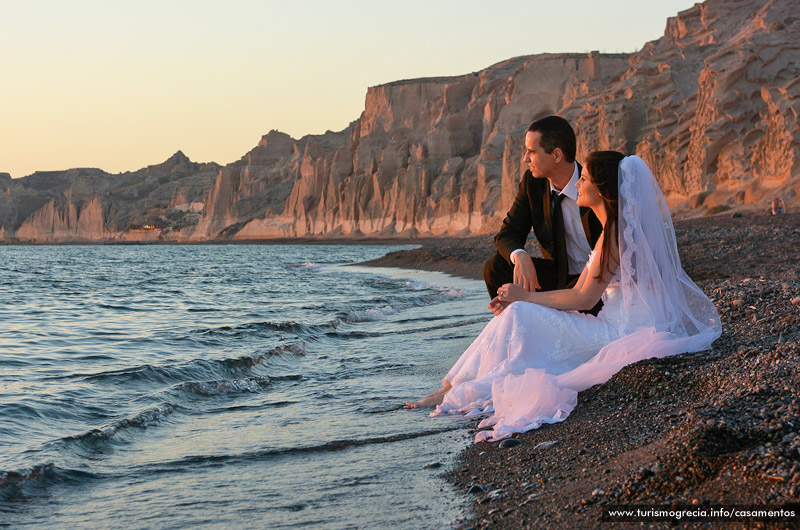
{"left": 484, "top": 166, "right": 604, "bottom": 315}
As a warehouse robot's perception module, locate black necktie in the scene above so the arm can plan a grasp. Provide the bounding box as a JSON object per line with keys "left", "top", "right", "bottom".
{"left": 551, "top": 190, "right": 568, "bottom": 287}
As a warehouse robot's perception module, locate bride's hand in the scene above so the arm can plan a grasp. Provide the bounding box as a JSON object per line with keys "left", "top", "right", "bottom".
{"left": 496, "top": 283, "right": 530, "bottom": 304}
{"left": 488, "top": 296, "right": 509, "bottom": 316}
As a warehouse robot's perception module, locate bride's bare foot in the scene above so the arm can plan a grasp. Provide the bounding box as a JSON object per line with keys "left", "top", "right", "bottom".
{"left": 405, "top": 384, "right": 452, "bottom": 408}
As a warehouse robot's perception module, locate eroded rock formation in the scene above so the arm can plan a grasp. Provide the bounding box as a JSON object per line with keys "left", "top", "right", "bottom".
{"left": 2, "top": 0, "right": 798, "bottom": 242}
{"left": 0, "top": 154, "right": 220, "bottom": 242}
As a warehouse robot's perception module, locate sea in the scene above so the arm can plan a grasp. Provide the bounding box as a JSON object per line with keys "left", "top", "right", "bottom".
{"left": 0, "top": 244, "right": 492, "bottom": 529}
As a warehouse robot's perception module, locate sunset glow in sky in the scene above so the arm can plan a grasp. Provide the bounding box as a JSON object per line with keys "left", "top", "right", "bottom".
{"left": 1, "top": 0, "right": 697, "bottom": 179}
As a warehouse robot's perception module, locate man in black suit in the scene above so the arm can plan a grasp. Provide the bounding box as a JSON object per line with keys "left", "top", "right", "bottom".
{"left": 485, "top": 116, "right": 603, "bottom": 316}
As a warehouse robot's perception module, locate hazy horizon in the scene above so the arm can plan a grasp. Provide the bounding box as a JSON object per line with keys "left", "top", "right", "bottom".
{"left": 1, "top": 0, "right": 697, "bottom": 179}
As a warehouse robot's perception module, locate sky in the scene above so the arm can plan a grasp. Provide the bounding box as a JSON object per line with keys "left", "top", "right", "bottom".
{"left": 0, "top": 0, "right": 698, "bottom": 179}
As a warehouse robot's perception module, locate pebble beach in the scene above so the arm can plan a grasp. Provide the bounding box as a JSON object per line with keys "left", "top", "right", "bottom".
{"left": 364, "top": 212, "right": 800, "bottom": 529}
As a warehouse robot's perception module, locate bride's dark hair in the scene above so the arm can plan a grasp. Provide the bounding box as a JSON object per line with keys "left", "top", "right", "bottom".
{"left": 586, "top": 150, "right": 625, "bottom": 282}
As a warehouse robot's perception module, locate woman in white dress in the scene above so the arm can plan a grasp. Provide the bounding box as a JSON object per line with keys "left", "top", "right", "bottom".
{"left": 406, "top": 152, "right": 721, "bottom": 442}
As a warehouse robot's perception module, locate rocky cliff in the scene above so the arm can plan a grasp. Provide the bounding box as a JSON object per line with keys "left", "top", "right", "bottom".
{"left": 2, "top": 0, "right": 798, "bottom": 242}
{"left": 0, "top": 154, "right": 220, "bottom": 242}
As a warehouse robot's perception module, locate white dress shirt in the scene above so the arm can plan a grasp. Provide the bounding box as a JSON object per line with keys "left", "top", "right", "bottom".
{"left": 511, "top": 162, "right": 593, "bottom": 275}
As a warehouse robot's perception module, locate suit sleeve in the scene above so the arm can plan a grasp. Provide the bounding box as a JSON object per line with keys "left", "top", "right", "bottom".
{"left": 494, "top": 170, "right": 534, "bottom": 264}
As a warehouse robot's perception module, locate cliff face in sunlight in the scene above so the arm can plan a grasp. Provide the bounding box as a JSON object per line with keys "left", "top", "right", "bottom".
{"left": 2, "top": 0, "right": 798, "bottom": 242}
{"left": 562, "top": 0, "right": 800, "bottom": 211}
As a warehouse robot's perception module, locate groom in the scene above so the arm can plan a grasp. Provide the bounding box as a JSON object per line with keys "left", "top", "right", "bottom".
{"left": 485, "top": 115, "right": 603, "bottom": 315}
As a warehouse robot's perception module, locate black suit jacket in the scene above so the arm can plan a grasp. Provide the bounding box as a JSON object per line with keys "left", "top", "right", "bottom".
{"left": 494, "top": 163, "right": 603, "bottom": 288}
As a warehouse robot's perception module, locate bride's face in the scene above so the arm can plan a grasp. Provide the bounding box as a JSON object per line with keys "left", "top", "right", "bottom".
{"left": 576, "top": 167, "right": 603, "bottom": 209}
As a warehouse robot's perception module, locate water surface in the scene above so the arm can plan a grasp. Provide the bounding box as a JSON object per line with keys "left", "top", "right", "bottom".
{"left": 0, "top": 244, "right": 489, "bottom": 529}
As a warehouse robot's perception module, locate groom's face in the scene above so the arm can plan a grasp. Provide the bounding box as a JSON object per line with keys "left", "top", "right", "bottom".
{"left": 524, "top": 131, "right": 556, "bottom": 179}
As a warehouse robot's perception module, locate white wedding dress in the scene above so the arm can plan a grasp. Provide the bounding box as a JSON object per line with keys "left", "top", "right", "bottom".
{"left": 435, "top": 252, "right": 630, "bottom": 413}
{"left": 432, "top": 156, "right": 721, "bottom": 442}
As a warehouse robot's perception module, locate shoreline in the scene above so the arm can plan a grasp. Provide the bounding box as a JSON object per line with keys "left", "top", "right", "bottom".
{"left": 366, "top": 212, "right": 800, "bottom": 529}
{"left": 0, "top": 237, "right": 428, "bottom": 247}
{"left": 356, "top": 235, "right": 491, "bottom": 282}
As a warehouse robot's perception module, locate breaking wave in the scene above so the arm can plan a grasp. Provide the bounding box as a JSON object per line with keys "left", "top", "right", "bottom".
{"left": 174, "top": 376, "right": 272, "bottom": 397}
{"left": 75, "top": 345, "right": 306, "bottom": 386}
{"left": 57, "top": 403, "right": 178, "bottom": 446}
{"left": 0, "top": 464, "right": 101, "bottom": 501}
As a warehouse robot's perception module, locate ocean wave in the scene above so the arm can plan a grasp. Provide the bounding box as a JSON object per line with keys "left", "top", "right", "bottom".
{"left": 58, "top": 403, "right": 177, "bottom": 446}
{"left": 52, "top": 374, "right": 303, "bottom": 452}
{"left": 270, "top": 374, "right": 304, "bottom": 381}
{"left": 359, "top": 404, "right": 408, "bottom": 414}
{"left": 0, "top": 463, "right": 100, "bottom": 500}
{"left": 196, "top": 320, "right": 338, "bottom": 338}
{"left": 80, "top": 363, "right": 175, "bottom": 384}
{"left": 393, "top": 317, "right": 489, "bottom": 335}
{"left": 324, "top": 330, "right": 382, "bottom": 339}
{"left": 339, "top": 287, "right": 467, "bottom": 324}
{"left": 96, "top": 303, "right": 148, "bottom": 312}
{"left": 345, "top": 305, "right": 396, "bottom": 322}
{"left": 420, "top": 286, "right": 467, "bottom": 302}
{"left": 78, "top": 345, "right": 305, "bottom": 386}
{"left": 207, "top": 400, "right": 296, "bottom": 414}
{"left": 135, "top": 426, "right": 465, "bottom": 473}
{"left": 188, "top": 284, "right": 467, "bottom": 340}
{"left": 271, "top": 343, "right": 307, "bottom": 357}
{"left": 326, "top": 317, "right": 488, "bottom": 340}
{"left": 0, "top": 402, "right": 44, "bottom": 420}
{"left": 393, "top": 314, "right": 456, "bottom": 324}
{"left": 174, "top": 376, "right": 272, "bottom": 397}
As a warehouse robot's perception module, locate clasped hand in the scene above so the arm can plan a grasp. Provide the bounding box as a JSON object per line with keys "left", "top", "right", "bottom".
{"left": 488, "top": 283, "right": 530, "bottom": 316}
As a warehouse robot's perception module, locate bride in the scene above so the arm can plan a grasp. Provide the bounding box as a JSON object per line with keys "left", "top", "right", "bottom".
{"left": 406, "top": 152, "right": 721, "bottom": 442}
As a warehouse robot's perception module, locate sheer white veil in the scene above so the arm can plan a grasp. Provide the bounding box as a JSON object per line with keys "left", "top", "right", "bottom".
{"left": 619, "top": 156, "right": 721, "bottom": 339}
{"left": 475, "top": 155, "right": 721, "bottom": 442}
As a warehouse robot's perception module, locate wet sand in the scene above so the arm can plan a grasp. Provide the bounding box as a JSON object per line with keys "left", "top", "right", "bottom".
{"left": 365, "top": 212, "right": 800, "bottom": 529}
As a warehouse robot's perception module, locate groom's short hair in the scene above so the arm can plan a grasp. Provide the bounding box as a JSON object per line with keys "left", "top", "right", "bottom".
{"left": 528, "top": 116, "right": 576, "bottom": 163}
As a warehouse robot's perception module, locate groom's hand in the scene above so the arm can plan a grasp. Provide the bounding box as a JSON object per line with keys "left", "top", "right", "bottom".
{"left": 512, "top": 252, "right": 541, "bottom": 291}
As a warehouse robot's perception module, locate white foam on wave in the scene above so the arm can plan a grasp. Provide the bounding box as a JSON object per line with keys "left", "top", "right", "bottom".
{"left": 178, "top": 376, "right": 272, "bottom": 396}
{"left": 346, "top": 305, "right": 397, "bottom": 322}
{"left": 424, "top": 286, "right": 466, "bottom": 300}
{"left": 284, "top": 262, "right": 321, "bottom": 270}
{"left": 110, "top": 403, "right": 176, "bottom": 431}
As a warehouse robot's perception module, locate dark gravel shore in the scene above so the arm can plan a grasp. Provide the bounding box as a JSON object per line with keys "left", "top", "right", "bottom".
{"left": 366, "top": 212, "right": 800, "bottom": 529}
